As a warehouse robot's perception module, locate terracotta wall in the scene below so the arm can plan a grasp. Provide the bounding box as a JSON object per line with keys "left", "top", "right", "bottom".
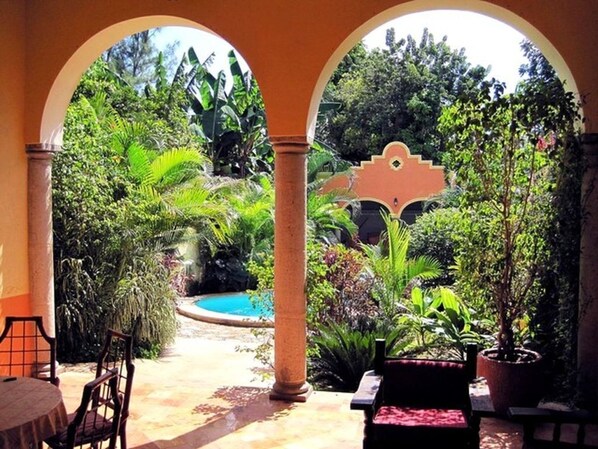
{"left": 0, "top": 2, "right": 29, "bottom": 308}
{"left": 320, "top": 142, "right": 446, "bottom": 217}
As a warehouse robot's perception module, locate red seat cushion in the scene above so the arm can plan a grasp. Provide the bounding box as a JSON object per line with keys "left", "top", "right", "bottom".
{"left": 373, "top": 406, "right": 468, "bottom": 428}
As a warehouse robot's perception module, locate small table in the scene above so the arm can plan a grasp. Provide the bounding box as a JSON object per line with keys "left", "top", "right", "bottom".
{"left": 0, "top": 376, "right": 68, "bottom": 449}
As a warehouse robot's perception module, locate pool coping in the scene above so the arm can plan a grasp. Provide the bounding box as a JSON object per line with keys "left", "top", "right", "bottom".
{"left": 176, "top": 293, "right": 274, "bottom": 328}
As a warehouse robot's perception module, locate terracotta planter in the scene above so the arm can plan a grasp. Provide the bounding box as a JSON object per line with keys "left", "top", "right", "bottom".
{"left": 477, "top": 348, "right": 544, "bottom": 415}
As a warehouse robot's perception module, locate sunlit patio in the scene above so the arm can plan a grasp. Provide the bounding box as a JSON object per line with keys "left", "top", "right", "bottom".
{"left": 52, "top": 316, "right": 528, "bottom": 449}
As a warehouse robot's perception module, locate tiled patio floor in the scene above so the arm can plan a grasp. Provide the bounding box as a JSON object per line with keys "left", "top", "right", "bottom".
{"left": 57, "top": 316, "right": 528, "bottom": 449}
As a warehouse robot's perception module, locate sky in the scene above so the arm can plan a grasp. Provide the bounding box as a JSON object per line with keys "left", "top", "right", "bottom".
{"left": 154, "top": 10, "right": 527, "bottom": 91}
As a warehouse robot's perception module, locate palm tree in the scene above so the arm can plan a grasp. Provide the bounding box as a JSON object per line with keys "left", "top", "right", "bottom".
{"left": 361, "top": 212, "right": 442, "bottom": 317}
{"left": 307, "top": 146, "right": 358, "bottom": 242}
{"left": 110, "top": 114, "right": 234, "bottom": 251}
{"left": 226, "top": 175, "right": 274, "bottom": 263}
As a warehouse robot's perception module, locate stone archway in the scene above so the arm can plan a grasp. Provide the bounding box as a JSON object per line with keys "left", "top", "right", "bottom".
{"left": 306, "top": 1, "right": 580, "bottom": 139}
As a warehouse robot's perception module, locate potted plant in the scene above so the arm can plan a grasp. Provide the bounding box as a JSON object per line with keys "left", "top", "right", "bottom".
{"left": 439, "top": 71, "right": 579, "bottom": 413}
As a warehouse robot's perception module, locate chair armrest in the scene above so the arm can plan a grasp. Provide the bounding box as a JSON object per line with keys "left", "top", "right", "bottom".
{"left": 350, "top": 370, "right": 382, "bottom": 410}
{"left": 469, "top": 377, "right": 495, "bottom": 417}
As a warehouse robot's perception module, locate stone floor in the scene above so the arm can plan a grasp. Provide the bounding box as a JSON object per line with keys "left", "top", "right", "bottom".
{"left": 56, "top": 315, "right": 530, "bottom": 449}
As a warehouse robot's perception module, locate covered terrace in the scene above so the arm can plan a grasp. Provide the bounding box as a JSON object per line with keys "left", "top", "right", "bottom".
{"left": 2, "top": 0, "right": 598, "bottom": 436}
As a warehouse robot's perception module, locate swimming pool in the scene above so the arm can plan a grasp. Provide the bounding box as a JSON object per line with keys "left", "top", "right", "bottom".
{"left": 176, "top": 292, "right": 274, "bottom": 328}
{"left": 195, "top": 292, "right": 273, "bottom": 318}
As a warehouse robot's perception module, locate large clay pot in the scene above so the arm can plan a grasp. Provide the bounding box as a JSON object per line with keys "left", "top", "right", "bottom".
{"left": 477, "top": 348, "right": 544, "bottom": 415}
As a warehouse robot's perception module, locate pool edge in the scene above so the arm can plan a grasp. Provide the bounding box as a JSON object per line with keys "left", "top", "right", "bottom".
{"left": 176, "top": 297, "right": 274, "bottom": 328}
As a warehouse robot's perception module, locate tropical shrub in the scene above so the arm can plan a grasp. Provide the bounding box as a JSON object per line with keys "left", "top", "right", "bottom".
{"left": 439, "top": 69, "right": 580, "bottom": 361}
{"left": 408, "top": 207, "right": 463, "bottom": 286}
{"left": 361, "top": 213, "right": 442, "bottom": 318}
{"left": 308, "top": 321, "right": 408, "bottom": 392}
{"left": 398, "top": 286, "right": 490, "bottom": 358}
{"left": 317, "top": 245, "right": 377, "bottom": 328}
{"left": 54, "top": 99, "right": 178, "bottom": 360}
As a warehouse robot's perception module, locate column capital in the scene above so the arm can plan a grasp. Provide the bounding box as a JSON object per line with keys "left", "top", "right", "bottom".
{"left": 270, "top": 136, "right": 310, "bottom": 154}
{"left": 26, "top": 143, "right": 61, "bottom": 160}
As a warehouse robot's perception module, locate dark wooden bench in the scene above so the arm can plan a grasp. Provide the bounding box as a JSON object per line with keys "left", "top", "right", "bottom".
{"left": 508, "top": 406, "right": 598, "bottom": 449}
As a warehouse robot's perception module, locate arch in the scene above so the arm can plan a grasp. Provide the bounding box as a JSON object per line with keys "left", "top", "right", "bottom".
{"left": 399, "top": 200, "right": 426, "bottom": 225}
{"left": 306, "top": 0, "right": 581, "bottom": 138}
{"left": 39, "top": 16, "right": 255, "bottom": 145}
{"left": 350, "top": 200, "right": 391, "bottom": 244}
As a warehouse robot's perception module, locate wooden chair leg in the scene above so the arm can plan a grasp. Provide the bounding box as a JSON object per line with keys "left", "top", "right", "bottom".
{"left": 120, "top": 424, "right": 127, "bottom": 449}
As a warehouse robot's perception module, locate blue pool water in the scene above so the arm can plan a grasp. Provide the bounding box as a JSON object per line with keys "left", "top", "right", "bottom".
{"left": 194, "top": 292, "right": 273, "bottom": 319}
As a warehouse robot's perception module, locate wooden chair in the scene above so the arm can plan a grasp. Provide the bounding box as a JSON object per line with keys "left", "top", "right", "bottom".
{"left": 0, "top": 316, "right": 60, "bottom": 386}
{"left": 95, "top": 329, "right": 135, "bottom": 449}
{"left": 508, "top": 406, "right": 598, "bottom": 449}
{"left": 45, "top": 368, "right": 122, "bottom": 449}
{"left": 351, "top": 339, "right": 480, "bottom": 449}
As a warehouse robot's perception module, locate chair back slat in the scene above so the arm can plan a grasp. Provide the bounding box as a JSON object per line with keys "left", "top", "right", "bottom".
{"left": 0, "top": 316, "right": 59, "bottom": 386}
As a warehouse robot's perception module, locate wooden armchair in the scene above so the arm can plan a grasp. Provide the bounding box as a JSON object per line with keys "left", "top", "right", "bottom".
{"left": 45, "top": 368, "right": 122, "bottom": 449}
{"left": 351, "top": 339, "right": 480, "bottom": 449}
{"left": 0, "top": 316, "right": 60, "bottom": 386}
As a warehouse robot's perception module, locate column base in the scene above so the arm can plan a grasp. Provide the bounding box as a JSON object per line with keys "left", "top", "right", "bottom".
{"left": 34, "top": 361, "right": 63, "bottom": 381}
{"left": 270, "top": 382, "right": 313, "bottom": 402}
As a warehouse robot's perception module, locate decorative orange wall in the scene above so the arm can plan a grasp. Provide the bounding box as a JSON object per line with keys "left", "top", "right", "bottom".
{"left": 0, "top": 295, "right": 31, "bottom": 326}
{"left": 0, "top": 1, "right": 29, "bottom": 305}
{"left": 320, "top": 142, "right": 445, "bottom": 217}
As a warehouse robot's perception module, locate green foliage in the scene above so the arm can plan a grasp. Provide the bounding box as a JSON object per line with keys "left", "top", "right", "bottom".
{"left": 187, "top": 48, "right": 272, "bottom": 177}
{"left": 361, "top": 213, "right": 442, "bottom": 317}
{"left": 54, "top": 99, "right": 177, "bottom": 360}
{"left": 309, "top": 321, "right": 408, "bottom": 392}
{"left": 516, "top": 41, "right": 583, "bottom": 400}
{"left": 439, "top": 43, "right": 581, "bottom": 361}
{"left": 321, "top": 28, "right": 488, "bottom": 163}
{"left": 54, "top": 53, "right": 231, "bottom": 360}
{"left": 226, "top": 176, "right": 274, "bottom": 263}
{"left": 409, "top": 207, "right": 464, "bottom": 286}
{"left": 399, "top": 286, "right": 490, "bottom": 358}
{"left": 111, "top": 252, "right": 177, "bottom": 355}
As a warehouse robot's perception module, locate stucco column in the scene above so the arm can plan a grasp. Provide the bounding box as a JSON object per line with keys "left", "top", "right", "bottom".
{"left": 270, "top": 136, "right": 312, "bottom": 402}
{"left": 25, "top": 143, "right": 60, "bottom": 337}
{"left": 578, "top": 133, "right": 598, "bottom": 409}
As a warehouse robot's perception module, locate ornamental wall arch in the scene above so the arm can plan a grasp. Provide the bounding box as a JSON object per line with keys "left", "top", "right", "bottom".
{"left": 320, "top": 142, "right": 446, "bottom": 219}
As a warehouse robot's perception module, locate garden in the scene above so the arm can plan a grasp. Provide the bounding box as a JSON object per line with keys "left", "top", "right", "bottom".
{"left": 53, "top": 28, "right": 583, "bottom": 407}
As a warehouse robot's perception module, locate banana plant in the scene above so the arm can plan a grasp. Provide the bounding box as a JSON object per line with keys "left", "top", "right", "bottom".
{"left": 186, "top": 48, "right": 271, "bottom": 177}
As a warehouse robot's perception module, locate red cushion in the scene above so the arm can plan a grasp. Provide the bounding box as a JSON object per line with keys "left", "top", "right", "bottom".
{"left": 373, "top": 406, "right": 468, "bottom": 428}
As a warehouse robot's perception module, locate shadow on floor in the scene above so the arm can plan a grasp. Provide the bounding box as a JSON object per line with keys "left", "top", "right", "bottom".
{"left": 131, "top": 386, "right": 295, "bottom": 449}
